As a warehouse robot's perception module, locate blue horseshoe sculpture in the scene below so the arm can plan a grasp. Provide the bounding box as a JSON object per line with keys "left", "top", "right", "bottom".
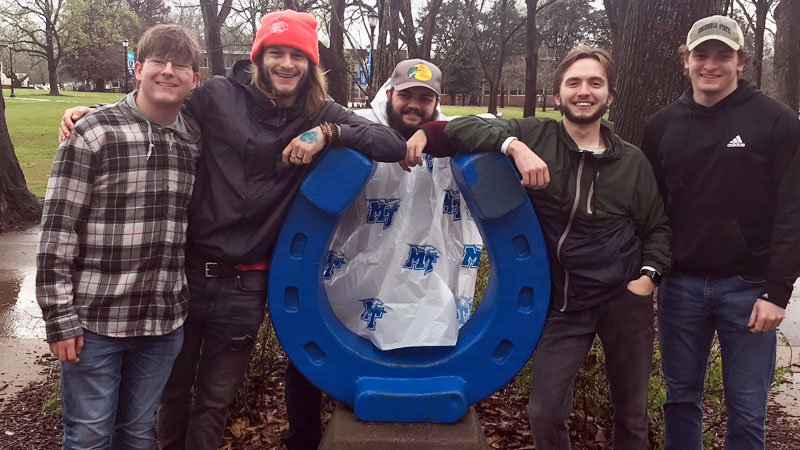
{"left": 268, "top": 148, "right": 550, "bottom": 423}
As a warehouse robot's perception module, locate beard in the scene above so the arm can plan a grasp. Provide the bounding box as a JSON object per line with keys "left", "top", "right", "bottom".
{"left": 265, "top": 68, "right": 308, "bottom": 99}
{"left": 560, "top": 101, "right": 607, "bottom": 125}
{"left": 385, "top": 101, "right": 437, "bottom": 139}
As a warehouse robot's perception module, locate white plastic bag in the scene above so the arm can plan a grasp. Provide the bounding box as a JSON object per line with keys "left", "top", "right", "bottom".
{"left": 324, "top": 82, "right": 483, "bottom": 350}
{"left": 325, "top": 158, "right": 483, "bottom": 350}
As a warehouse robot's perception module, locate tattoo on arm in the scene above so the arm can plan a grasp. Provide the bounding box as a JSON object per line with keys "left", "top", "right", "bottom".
{"left": 300, "top": 130, "right": 319, "bottom": 144}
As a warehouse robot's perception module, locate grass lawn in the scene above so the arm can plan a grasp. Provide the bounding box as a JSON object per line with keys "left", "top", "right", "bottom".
{"left": 5, "top": 89, "right": 562, "bottom": 197}
{"left": 441, "top": 105, "right": 562, "bottom": 120}
{"left": 6, "top": 89, "right": 125, "bottom": 197}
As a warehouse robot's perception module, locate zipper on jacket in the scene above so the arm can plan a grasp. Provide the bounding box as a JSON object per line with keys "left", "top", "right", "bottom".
{"left": 556, "top": 152, "right": 586, "bottom": 312}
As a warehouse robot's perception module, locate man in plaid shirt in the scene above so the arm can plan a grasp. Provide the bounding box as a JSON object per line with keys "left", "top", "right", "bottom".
{"left": 37, "top": 24, "right": 202, "bottom": 450}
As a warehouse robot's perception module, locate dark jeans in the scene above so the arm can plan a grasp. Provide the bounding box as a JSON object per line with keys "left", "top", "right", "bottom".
{"left": 280, "top": 362, "right": 323, "bottom": 450}
{"left": 157, "top": 270, "right": 267, "bottom": 450}
{"left": 528, "top": 289, "right": 655, "bottom": 450}
{"left": 658, "top": 272, "right": 776, "bottom": 450}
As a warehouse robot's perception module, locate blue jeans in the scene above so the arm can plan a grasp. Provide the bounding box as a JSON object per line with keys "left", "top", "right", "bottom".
{"left": 60, "top": 328, "right": 184, "bottom": 450}
{"left": 658, "top": 272, "right": 776, "bottom": 450}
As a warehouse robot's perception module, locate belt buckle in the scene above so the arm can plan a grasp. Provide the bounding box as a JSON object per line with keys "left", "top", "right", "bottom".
{"left": 204, "top": 262, "right": 219, "bottom": 278}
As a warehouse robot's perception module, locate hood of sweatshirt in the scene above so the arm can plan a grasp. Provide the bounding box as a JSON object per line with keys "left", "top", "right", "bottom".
{"left": 677, "top": 79, "right": 761, "bottom": 115}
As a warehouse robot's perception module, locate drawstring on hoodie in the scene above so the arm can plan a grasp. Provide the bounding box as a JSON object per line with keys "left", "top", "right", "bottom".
{"left": 146, "top": 121, "right": 156, "bottom": 160}
{"left": 145, "top": 121, "right": 175, "bottom": 160}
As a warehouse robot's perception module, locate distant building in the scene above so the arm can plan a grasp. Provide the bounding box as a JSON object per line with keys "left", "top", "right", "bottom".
{"left": 198, "top": 49, "right": 251, "bottom": 81}
{"left": 0, "top": 62, "right": 28, "bottom": 89}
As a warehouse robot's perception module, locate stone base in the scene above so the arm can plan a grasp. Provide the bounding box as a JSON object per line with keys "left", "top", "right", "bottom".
{"left": 318, "top": 404, "right": 491, "bottom": 450}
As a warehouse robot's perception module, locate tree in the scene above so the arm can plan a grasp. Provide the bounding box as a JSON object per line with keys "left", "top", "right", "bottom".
{"left": 608, "top": 0, "right": 724, "bottom": 145}
{"left": 523, "top": 0, "right": 540, "bottom": 116}
{"left": 60, "top": 0, "right": 138, "bottom": 91}
{"left": 124, "top": 0, "right": 171, "bottom": 39}
{"left": 471, "top": 0, "right": 526, "bottom": 114}
{"left": 1, "top": 0, "right": 72, "bottom": 96}
{"left": 0, "top": 88, "right": 41, "bottom": 231}
{"left": 773, "top": 0, "right": 800, "bottom": 111}
{"left": 442, "top": 54, "right": 482, "bottom": 105}
{"left": 735, "top": 0, "right": 778, "bottom": 88}
{"left": 201, "top": 0, "right": 234, "bottom": 76}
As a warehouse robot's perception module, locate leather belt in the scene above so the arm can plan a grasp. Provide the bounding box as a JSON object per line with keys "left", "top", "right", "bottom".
{"left": 185, "top": 255, "right": 268, "bottom": 278}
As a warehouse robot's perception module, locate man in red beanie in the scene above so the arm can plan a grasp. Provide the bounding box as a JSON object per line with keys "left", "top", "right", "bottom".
{"left": 59, "top": 9, "right": 406, "bottom": 450}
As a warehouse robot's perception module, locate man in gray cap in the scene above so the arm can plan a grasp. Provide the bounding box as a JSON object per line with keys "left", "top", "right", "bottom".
{"left": 643, "top": 15, "right": 800, "bottom": 450}
{"left": 283, "top": 58, "right": 482, "bottom": 449}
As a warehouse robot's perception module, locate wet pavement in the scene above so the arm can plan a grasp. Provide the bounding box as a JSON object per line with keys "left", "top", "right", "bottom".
{"left": 0, "top": 226, "right": 49, "bottom": 401}
{"left": 0, "top": 226, "right": 45, "bottom": 339}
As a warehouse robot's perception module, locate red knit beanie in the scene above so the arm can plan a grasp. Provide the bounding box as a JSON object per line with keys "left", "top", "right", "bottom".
{"left": 250, "top": 10, "right": 320, "bottom": 65}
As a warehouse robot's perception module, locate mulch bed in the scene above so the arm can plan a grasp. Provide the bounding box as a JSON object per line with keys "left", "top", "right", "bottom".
{"left": 0, "top": 355, "right": 797, "bottom": 450}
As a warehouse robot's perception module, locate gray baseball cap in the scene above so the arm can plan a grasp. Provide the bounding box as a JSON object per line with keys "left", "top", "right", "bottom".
{"left": 391, "top": 59, "right": 442, "bottom": 95}
{"left": 686, "top": 15, "right": 745, "bottom": 51}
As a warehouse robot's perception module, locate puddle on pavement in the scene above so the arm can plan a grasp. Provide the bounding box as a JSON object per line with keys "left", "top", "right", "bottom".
{"left": 0, "top": 268, "right": 45, "bottom": 339}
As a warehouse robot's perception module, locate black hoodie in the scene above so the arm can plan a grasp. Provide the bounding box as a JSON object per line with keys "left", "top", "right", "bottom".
{"left": 642, "top": 80, "right": 800, "bottom": 308}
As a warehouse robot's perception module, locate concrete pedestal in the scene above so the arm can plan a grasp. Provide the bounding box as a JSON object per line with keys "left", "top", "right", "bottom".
{"left": 318, "top": 404, "right": 491, "bottom": 450}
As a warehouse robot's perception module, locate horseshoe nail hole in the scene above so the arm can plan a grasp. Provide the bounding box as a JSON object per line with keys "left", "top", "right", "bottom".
{"left": 512, "top": 235, "right": 530, "bottom": 258}
{"left": 290, "top": 233, "right": 308, "bottom": 257}
{"left": 304, "top": 342, "right": 326, "bottom": 365}
{"left": 284, "top": 286, "right": 299, "bottom": 312}
{"left": 491, "top": 339, "right": 513, "bottom": 365}
{"left": 518, "top": 286, "right": 534, "bottom": 313}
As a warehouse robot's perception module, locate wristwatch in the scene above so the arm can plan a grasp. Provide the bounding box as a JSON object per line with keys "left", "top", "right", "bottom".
{"left": 640, "top": 267, "right": 662, "bottom": 285}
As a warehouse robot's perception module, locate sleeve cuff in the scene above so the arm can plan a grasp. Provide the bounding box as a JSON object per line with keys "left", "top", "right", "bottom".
{"left": 501, "top": 137, "right": 518, "bottom": 155}
{"left": 762, "top": 280, "right": 791, "bottom": 308}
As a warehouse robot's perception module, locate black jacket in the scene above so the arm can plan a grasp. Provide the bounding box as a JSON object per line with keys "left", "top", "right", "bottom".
{"left": 184, "top": 75, "right": 406, "bottom": 265}
{"left": 642, "top": 80, "right": 800, "bottom": 308}
{"left": 443, "top": 117, "right": 672, "bottom": 312}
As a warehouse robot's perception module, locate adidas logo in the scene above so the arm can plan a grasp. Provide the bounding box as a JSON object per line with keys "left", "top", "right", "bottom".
{"left": 727, "top": 135, "right": 746, "bottom": 148}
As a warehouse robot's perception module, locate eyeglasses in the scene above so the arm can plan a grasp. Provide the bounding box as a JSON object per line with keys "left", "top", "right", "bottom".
{"left": 146, "top": 58, "right": 194, "bottom": 73}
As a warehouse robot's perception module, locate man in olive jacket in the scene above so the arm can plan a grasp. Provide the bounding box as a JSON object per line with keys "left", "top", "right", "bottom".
{"left": 406, "top": 46, "right": 670, "bottom": 450}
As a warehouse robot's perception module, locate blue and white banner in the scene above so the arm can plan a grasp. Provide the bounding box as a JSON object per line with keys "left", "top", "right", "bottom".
{"left": 126, "top": 51, "right": 135, "bottom": 76}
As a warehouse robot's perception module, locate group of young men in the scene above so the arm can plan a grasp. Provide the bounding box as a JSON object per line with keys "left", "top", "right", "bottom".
{"left": 40, "top": 9, "right": 798, "bottom": 450}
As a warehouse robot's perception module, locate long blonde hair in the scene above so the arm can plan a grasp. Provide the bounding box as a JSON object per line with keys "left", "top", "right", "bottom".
{"left": 251, "top": 50, "right": 327, "bottom": 118}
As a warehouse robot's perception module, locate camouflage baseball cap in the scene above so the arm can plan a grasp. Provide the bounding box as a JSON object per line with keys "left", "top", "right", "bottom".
{"left": 390, "top": 59, "right": 442, "bottom": 95}
{"left": 686, "top": 15, "right": 744, "bottom": 51}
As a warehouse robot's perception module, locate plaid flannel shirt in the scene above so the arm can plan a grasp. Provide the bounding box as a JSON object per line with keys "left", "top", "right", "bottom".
{"left": 36, "top": 93, "right": 200, "bottom": 342}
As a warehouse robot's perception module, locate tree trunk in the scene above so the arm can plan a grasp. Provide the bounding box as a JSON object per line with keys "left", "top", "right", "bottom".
{"left": 45, "top": 13, "right": 60, "bottom": 96}
{"left": 94, "top": 78, "right": 107, "bottom": 92}
{"left": 201, "top": 0, "right": 233, "bottom": 77}
{"left": 420, "top": 0, "right": 444, "bottom": 60}
{"left": 0, "top": 89, "right": 42, "bottom": 232}
{"left": 774, "top": 0, "right": 800, "bottom": 111}
{"left": 523, "top": 0, "right": 539, "bottom": 117}
{"left": 326, "top": 0, "right": 348, "bottom": 105}
{"left": 610, "top": 0, "right": 723, "bottom": 145}
{"left": 487, "top": 82, "right": 499, "bottom": 114}
{"left": 753, "top": 0, "right": 768, "bottom": 88}
{"left": 603, "top": 0, "right": 628, "bottom": 65}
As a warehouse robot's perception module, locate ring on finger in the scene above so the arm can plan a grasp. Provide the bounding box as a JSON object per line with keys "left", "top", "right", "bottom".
{"left": 291, "top": 154, "right": 301, "bottom": 160}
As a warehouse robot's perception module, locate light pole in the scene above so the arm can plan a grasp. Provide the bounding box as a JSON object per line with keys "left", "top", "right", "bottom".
{"left": 122, "top": 40, "right": 128, "bottom": 93}
{"left": 367, "top": 11, "right": 378, "bottom": 99}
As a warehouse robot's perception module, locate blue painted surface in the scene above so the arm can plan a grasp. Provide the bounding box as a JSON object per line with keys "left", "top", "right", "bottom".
{"left": 268, "top": 148, "right": 551, "bottom": 423}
